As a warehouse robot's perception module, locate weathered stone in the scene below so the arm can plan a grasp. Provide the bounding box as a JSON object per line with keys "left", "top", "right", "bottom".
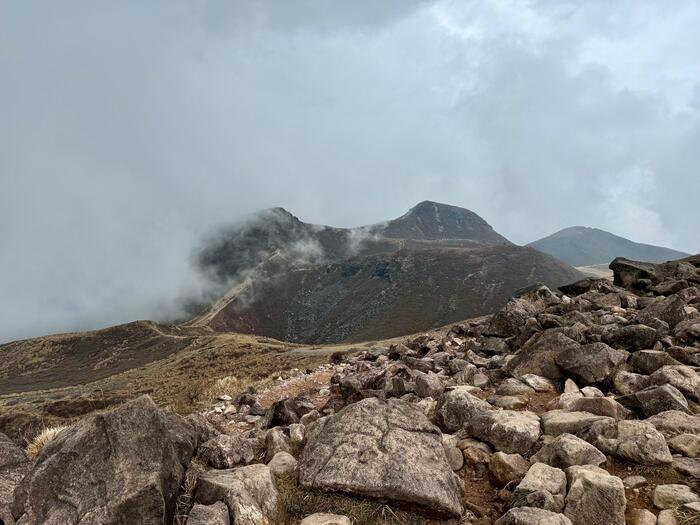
{"left": 657, "top": 509, "right": 679, "bottom": 525}
{"left": 673, "top": 457, "right": 700, "bottom": 478}
{"left": 563, "top": 467, "right": 626, "bottom": 525}
{"left": 531, "top": 433, "right": 606, "bottom": 469}
{"left": 489, "top": 452, "right": 531, "bottom": 487}
{"left": 587, "top": 419, "right": 672, "bottom": 465}
{"left": 415, "top": 372, "right": 444, "bottom": 399}
{"left": 653, "top": 484, "right": 700, "bottom": 509}
{"left": 197, "top": 434, "right": 255, "bottom": 469}
{"left": 267, "top": 451, "right": 297, "bottom": 478}
{"left": 646, "top": 410, "right": 700, "bottom": 438}
{"left": 625, "top": 508, "right": 656, "bottom": 525}
{"left": 467, "top": 410, "right": 541, "bottom": 454}
{"left": 506, "top": 332, "right": 581, "bottom": 380}
{"left": 630, "top": 350, "right": 681, "bottom": 375}
{"left": 495, "top": 507, "right": 572, "bottom": 525}
{"left": 521, "top": 374, "right": 557, "bottom": 392}
{"left": 556, "top": 342, "right": 628, "bottom": 385}
{"left": 649, "top": 365, "right": 700, "bottom": 401}
{"left": 617, "top": 384, "right": 689, "bottom": 417}
{"left": 623, "top": 476, "right": 647, "bottom": 489}
{"left": 602, "top": 324, "right": 658, "bottom": 351}
{"left": 497, "top": 379, "right": 535, "bottom": 396}
{"left": 513, "top": 463, "right": 566, "bottom": 512}
{"left": 194, "top": 464, "right": 284, "bottom": 525}
{"left": 265, "top": 428, "right": 290, "bottom": 462}
{"left": 298, "top": 397, "right": 463, "bottom": 517}
{"left": 0, "top": 433, "right": 30, "bottom": 525}
{"left": 188, "top": 502, "right": 230, "bottom": 525}
{"left": 541, "top": 410, "right": 614, "bottom": 437}
{"left": 613, "top": 370, "right": 648, "bottom": 395}
{"left": 12, "top": 395, "right": 197, "bottom": 525}
{"left": 668, "top": 433, "right": 700, "bottom": 457}
{"left": 638, "top": 295, "right": 687, "bottom": 328}
{"left": 561, "top": 396, "right": 631, "bottom": 420}
{"left": 437, "top": 387, "right": 492, "bottom": 433}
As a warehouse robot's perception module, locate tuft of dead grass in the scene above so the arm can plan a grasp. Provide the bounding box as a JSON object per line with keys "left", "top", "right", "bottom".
{"left": 26, "top": 425, "right": 68, "bottom": 458}
{"left": 276, "top": 473, "right": 426, "bottom": 525}
{"left": 676, "top": 508, "right": 700, "bottom": 525}
{"left": 173, "top": 461, "right": 204, "bottom": 525}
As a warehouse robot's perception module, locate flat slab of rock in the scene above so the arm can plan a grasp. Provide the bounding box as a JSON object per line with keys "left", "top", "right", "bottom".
{"left": 646, "top": 410, "right": 700, "bottom": 438}
{"left": 195, "top": 464, "right": 284, "bottom": 525}
{"left": 541, "top": 410, "right": 614, "bottom": 436}
{"left": 12, "top": 395, "right": 197, "bottom": 525}
{"left": 653, "top": 483, "right": 700, "bottom": 509}
{"left": 299, "top": 397, "right": 464, "bottom": 517}
{"left": 300, "top": 513, "right": 352, "bottom": 525}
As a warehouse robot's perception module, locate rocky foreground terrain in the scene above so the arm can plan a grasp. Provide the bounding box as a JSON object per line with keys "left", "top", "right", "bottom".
{"left": 2, "top": 254, "right": 700, "bottom": 525}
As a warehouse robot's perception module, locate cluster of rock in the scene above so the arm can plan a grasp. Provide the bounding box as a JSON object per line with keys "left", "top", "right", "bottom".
{"left": 1, "top": 255, "right": 700, "bottom": 524}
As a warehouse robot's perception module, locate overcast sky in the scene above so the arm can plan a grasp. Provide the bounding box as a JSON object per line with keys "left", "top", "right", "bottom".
{"left": 1, "top": 1, "right": 699, "bottom": 342}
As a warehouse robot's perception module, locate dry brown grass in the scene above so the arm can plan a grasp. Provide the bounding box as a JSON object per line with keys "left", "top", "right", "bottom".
{"left": 174, "top": 462, "right": 204, "bottom": 525}
{"left": 26, "top": 425, "right": 68, "bottom": 458}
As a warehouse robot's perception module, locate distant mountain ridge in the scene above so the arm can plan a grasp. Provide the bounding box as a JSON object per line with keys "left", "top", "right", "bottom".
{"left": 527, "top": 226, "right": 689, "bottom": 267}
{"left": 191, "top": 201, "right": 582, "bottom": 343}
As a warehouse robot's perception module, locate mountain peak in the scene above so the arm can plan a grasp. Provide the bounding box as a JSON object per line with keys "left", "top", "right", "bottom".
{"left": 379, "top": 201, "right": 511, "bottom": 244}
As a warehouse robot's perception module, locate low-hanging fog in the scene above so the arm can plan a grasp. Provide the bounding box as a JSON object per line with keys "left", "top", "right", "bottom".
{"left": 1, "top": 1, "right": 699, "bottom": 342}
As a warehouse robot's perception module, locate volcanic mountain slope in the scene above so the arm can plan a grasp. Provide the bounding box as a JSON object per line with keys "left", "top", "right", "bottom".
{"left": 528, "top": 226, "right": 689, "bottom": 266}
{"left": 192, "top": 201, "right": 583, "bottom": 343}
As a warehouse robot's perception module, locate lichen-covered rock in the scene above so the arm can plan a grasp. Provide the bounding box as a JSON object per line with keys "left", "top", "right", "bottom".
{"left": 646, "top": 410, "right": 700, "bottom": 438}
{"left": 466, "top": 409, "right": 541, "bottom": 454}
{"left": 437, "top": 386, "right": 492, "bottom": 433}
{"left": 197, "top": 434, "right": 256, "bottom": 469}
{"left": 586, "top": 419, "right": 672, "bottom": 465}
{"left": 188, "top": 502, "right": 230, "bottom": 525}
{"left": 653, "top": 484, "right": 700, "bottom": 509}
{"left": 505, "top": 332, "right": 581, "bottom": 380}
{"left": 495, "top": 507, "right": 572, "bottom": 525}
{"left": 540, "top": 410, "right": 614, "bottom": 437}
{"left": 563, "top": 467, "right": 626, "bottom": 525}
{"left": 298, "top": 397, "right": 463, "bottom": 517}
{"left": 555, "top": 342, "right": 628, "bottom": 385}
{"left": 531, "top": 433, "right": 606, "bottom": 469}
{"left": 617, "top": 384, "right": 689, "bottom": 417}
{"left": 0, "top": 433, "right": 30, "bottom": 525}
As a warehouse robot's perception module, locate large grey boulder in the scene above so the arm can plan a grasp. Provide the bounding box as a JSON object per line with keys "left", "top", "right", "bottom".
{"left": 531, "top": 433, "right": 606, "bottom": 469}
{"left": 629, "top": 350, "right": 681, "bottom": 375}
{"left": 197, "top": 434, "right": 256, "bottom": 469}
{"left": 586, "top": 419, "right": 672, "bottom": 465}
{"left": 0, "top": 433, "right": 30, "bottom": 524}
{"left": 437, "top": 386, "right": 492, "bottom": 433}
{"left": 649, "top": 365, "right": 700, "bottom": 401}
{"left": 12, "top": 395, "right": 197, "bottom": 525}
{"left": 602, "top": 324, "right": 657, "bottom": 351}
{"left": 495, "top": 507, "right": 572, "bottom": 525}
{"left": 466, "top": 410, "right": 541, "bottom": 454}
{"left": 563, "top": 467, "right": 626, "bottom": 525}
{"left": 298, "top": 397, "right": 464, "bottom": 517}
{"left": 540, "top": 410, "right": 614, "bottom": 437}
{"left": 560, "top": 396, "right": 631, "bottom": 420}
{"left": 555, "top": 342, "right": 628, "bottom": 385}
{"left": 194, "top": 464, "right": 284, "bottom": 525}
{"left": 513, "top": 463, "right": 567, "bottom": 512}
{"left": 505, "top": 332, "right": 581, "bottom": 380}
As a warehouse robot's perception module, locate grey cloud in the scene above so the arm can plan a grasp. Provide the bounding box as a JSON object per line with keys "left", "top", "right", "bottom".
{"left": 1, "top": 0, "right": 699, "bottom": 342}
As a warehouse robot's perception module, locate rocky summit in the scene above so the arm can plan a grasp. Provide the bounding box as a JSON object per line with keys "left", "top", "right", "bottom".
{"left": 2, "top": 254, "right": 700, "bottom": 524}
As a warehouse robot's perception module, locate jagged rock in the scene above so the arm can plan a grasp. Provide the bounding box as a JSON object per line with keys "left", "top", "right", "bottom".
{"left": 194, "top": 464, "right": 284, "bottom": 525}
{"left": 531, "top": 433, "right": 606, "bottom": 469}
{"left": 602, "top": 324, "right": 658, "bottom": 351}
{"left": 467, "top": 410, "right": 541, "bottom": 454}
{"left": 414, "top": 372, "right": 444, "bottom": 399}
{"left": 668, "top": 433, "right": 700, "bottom": 457}
{"left": 300, "top": 514, "right": 352, "bottom": 525}
{"left": 653, "top": 484, "right": 700, "bottom": 509}
{"left": 563, "top": 467, "right": 626, "bottom": 525}
{"left": 555, "top": 342, "right": 628, "bottom": 385}
{"left": 646, "top": 410, "right": 700, "bottom": 438}
{"left": 12, "top": 395, "right": 198, "bottom": 525}
{"left": 289, "top": 423, "right": 305, "bottom": 447}
{"left": 675, "top": 320, "right": 700, "bottom": 343}
{"left": 489, "top": 452, "right": 531, "bottom": 487}
{"left": 188, "top": 502, "right": 230, "bottom": 525}
{"left": 625, "top": 509, "right": 656, "bottom": 525}
{"left": 442, "top": 436, "right": 464, "bottom": 471}
{"left": 638, "top": 295, "right": 687, "bottom": 327}
{"left": 613, "top": 370, "right": 648, "bottom": 395}
{"left": 298, "top": 397, "right": 463, "bottom": 517}
{"left": 617, "top": 384, "right": 689, "bottom": 417}
{"left": 649, "top": 365, "right": 700, "bottom": 401}
{"left": 197, "top": 434, "right": 255, "bottom": 469}
{"left": 437, "top": 387, "right": 492, "bottom": 433}
{"left": 495, "top": 507, "right": 572, "bottom": 525}
{"left": 586, "top": 419, "right": 672, "bottom": 465}
{"left": 629, "top": 350, "right": 681, "bottom": 375}
{"left": 0, "top": 433, "right": 29, "bottom": 525}
{"left": 486, "top": 298, "right": 538, "bottom": 337}
{"left": 267, "top": 451, "right": 297, "bottom": 477}
{"left": 580, "top": 386, "right": 604, "bottom": 397}
{"left": 540, "top": 410, "right": 614, "bottom": 437}
{"left": 505, "top": 332, "right": 581, "bottom": 380}
{"left": 561, "top": 396, "right": 631, "bottom": 420}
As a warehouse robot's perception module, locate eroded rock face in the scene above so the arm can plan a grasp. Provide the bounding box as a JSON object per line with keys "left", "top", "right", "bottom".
{"left": 12, "top": 395, "right": 198, "bottom": 525}
{"left": 563, "top": 467, "right": 626, "bottom": 525}
{"left": 505, "top": 332, "right": 581, "bottom": 380}
{"left": 0, "top": 433, "right": 30, "bottom": 524}
{"left": 531, "top": 433, "right": 606, "bottom": 469}
{"left": 194, "top": 464, "right": 284, "bottom": 525}
{"left": 555, "top": 342, "right": 628, "bottom": 385}
{"left": 586, "top": 420, "right": 672, "bottom": 465}
{"left": 298, "top": 397, "right": 464, "bottom": 517}
{"left": 466, "top": 410, "right": 541, "bottom": 454}
{"left": 437, "top": 387, "right": 492, "bottom": 433}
